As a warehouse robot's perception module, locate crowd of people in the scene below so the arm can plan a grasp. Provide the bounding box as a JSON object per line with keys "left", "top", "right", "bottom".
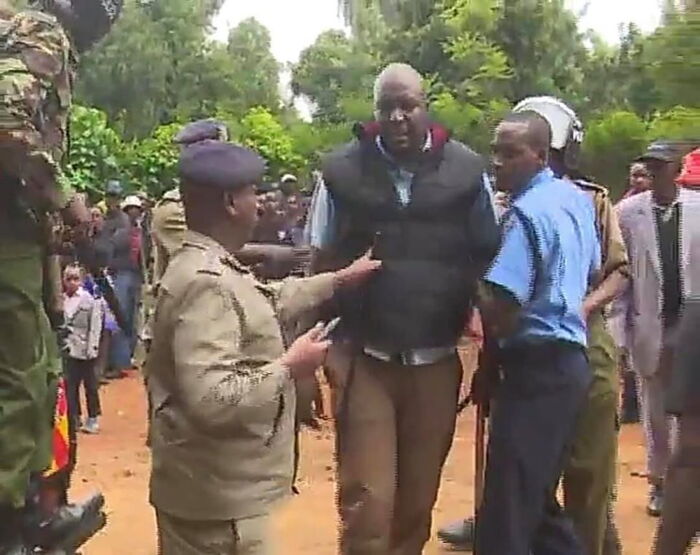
{"left": 0, "top": 1, "right": 698, "bottom": 553}
{"left": 136, "top": 65, "right": 700, "bottom": 555}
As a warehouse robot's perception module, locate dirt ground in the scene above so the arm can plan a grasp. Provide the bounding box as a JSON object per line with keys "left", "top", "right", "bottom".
{"left": 71, "top": 370, "right": 695, "bottom": 555}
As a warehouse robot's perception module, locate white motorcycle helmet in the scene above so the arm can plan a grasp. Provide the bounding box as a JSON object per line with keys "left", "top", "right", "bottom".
{"left": 513, "top": 96, "right": 584, "bottom": 170}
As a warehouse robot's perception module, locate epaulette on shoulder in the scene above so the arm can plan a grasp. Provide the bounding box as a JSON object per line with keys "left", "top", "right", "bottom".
{"left": 574, "top": 179, "right": 609, "bottom": 197}
{"left": 195, "top": 250, "right": 226, "bottom": 277}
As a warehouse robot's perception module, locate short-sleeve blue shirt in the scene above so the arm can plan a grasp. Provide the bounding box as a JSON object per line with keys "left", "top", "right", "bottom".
{"left": 485, "top": 168, "right": 600, "bottom": 348}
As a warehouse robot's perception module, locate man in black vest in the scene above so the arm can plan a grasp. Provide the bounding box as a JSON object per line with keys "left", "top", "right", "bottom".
{"left": 307, "top": 63, "right": 500, "bottom": 554}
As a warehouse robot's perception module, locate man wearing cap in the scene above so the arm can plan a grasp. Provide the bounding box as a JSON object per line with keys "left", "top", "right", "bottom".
{"left": 146, "top": 140, "right": 380, "bottom": 554}
{"left": 616, "top": 141, "right": 700, "bottom": 517}
{"left": 107, "top": 194, "right": 145, "bottom": 378}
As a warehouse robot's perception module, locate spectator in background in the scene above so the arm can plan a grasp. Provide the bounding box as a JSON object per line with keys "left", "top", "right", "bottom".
{"left": 610, "top": 162, "right": 652, "bottom": 425}
{"left": 102, "top": 180, "right": 129, "bottom": 235}
{"left": 677, "top": 148, "right": 700, "bottom": 189}
{"left": 280, "top": 191, "right": 307, "bottom": 248}
{"left": 622, "top": 162, "right": 652, "bottom": 199}
{"left": 108, "top": 195, "right": 145, "bottom": 378}
{"left": 63, "top": 265, "right": 103, "bottom": 434}
{"left": 86, "top": 206, "right": 113, "bottom": 385}
{"left": 616, "top": 141, "right": 700, "bottom": 517}
{"left": 252, "top": 182, "right": 284, "bottom": 243}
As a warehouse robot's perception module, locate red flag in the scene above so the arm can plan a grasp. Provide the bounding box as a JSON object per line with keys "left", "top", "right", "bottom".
{"left": 43, "top": 378, "right": 70, "bottom": 477}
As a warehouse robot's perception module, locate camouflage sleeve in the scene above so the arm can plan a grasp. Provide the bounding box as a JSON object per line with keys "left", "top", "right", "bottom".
{"left": 0, "top": 11, "right": 75, "bottom": 209}
{"left": 596, "top": 192, "right": 630, "bottom": 279}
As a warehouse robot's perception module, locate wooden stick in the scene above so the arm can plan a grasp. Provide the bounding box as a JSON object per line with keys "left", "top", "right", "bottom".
{"left": 474, "top": 402, "right": 487, "bottom": 511}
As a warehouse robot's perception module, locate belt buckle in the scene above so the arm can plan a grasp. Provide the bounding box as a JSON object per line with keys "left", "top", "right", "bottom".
{"left": 398, "top": 351, "right": 412, "bottom": 366}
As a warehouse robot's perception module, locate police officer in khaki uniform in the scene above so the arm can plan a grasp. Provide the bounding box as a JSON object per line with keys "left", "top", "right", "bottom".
{"left": 146, "top": 140, "right": 380, "bottom": 554}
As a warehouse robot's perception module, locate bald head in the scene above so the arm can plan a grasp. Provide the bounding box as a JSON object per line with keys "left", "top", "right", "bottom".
{"left": 499, "top": 111, "right": 552, "bottom": 154}
{"left": 373, "top": 63, "right": 425, "bottom": 105}
{"left": 373, "top": 63, "right": 429, "bottom": 157}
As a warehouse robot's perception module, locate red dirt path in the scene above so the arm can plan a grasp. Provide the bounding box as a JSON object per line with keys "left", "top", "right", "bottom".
{"left": 71, "top": 373, "right": 695, "bottom": 554}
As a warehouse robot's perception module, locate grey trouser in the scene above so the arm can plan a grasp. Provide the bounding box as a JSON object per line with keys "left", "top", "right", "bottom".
{"left": 638, "top": 371, "right": 678, "bottom": 483}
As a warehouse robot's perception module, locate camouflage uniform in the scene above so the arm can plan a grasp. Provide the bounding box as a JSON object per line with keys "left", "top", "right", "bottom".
{"left": 0, "top": 9, "right": 75, "bottom": 509}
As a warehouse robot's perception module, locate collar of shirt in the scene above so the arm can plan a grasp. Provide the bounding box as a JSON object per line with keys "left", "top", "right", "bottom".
{"left": 511, "top": 167, "right": 555, "bottom": 203}
{"left": 181, "top": 230, "right": 247, "bottom": 271}
{"left": 64, "top": 287, "right": 88, "bottom": 318}
{"left": 652, "top": 195, "right": 680, "bottom": 211}
{"left": 375, "top": 131, "right": 432, "bottom": 167}
{"left": 374, "top": 132, "right": 432, "bottom": 206}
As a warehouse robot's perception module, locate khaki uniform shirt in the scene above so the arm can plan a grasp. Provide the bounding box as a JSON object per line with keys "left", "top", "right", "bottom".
{"left": 147, "top": 230, "right": 335, "bottom": 521}
{"left": 151, "top": 188, "right": 186, "bottom": 284}
{"left": 575, "top": 180, "right": 630, "bottom": 285}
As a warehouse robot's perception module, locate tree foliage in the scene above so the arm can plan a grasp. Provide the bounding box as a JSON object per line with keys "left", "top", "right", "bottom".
{"left": 51, "top": 0, "right": 698, "bottom": 200}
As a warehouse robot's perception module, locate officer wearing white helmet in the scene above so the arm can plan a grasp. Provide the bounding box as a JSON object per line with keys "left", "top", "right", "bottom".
{"left": 438, "top": 97, "right": 628, "bottom": 555}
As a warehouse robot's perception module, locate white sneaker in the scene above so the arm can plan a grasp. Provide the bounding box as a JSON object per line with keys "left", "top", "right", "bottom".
{"left": 81, "top": 417, "right": 100, "bottom": 434}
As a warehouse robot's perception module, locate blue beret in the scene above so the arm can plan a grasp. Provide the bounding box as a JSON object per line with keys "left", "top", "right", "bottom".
{"left": 175, "top": 119, "right": 229, "bottom": 146}
{"left": 178, "top": 140, "right": 266, "bottom": 191}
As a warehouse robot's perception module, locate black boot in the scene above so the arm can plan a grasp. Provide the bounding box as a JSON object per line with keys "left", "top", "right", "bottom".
{"left": 35, "top": 493, "right": 106, "bottom": 552}
{"left": 0, "top": 506, "right": 30, "bottom": 554}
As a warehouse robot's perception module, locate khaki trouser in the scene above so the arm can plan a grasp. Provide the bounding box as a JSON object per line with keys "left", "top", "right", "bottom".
{"left": 326, "top": 344, "right": 462, "bottom": 555}
{"left": 156, "top": 510, "right": 271, "bottom": 555}
{"left": 562, "top": 311, "right": 619, "bottom": 555}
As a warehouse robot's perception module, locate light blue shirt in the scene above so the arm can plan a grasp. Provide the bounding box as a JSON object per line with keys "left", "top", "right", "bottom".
{"left": 485, "top": 168, "right": 600, "bottom": 348}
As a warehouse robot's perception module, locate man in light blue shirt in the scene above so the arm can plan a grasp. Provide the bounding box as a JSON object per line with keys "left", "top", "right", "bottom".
{"left": 474, "top": 111, "right": 600, "bottom": 555}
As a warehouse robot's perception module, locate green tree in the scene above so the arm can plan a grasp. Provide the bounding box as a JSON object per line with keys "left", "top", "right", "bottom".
{"left": 225, "top": 18, "right": 280, "bottom": 113}
{"left": 76, "top": 0, "right": 231, "bottom": 138}
{"left": 66, "top": 105, "right": 123, "bottom": 194}
{"left": 292, "top": 31, "right": 378, "bottom": 124}
{"left": 647, "top": 8, "right": 700, "bottom": 109}
{"left": 581, "top": 110, "right": 649, "bottom": 197}
{"left": 236, "top": 107, "right": 305, "bottom": 180}
{"left": 648, "top": 106, "right": 700, "bottom": 141}
{"left": 121, "top": 123, "right": 181, "bottom": 197}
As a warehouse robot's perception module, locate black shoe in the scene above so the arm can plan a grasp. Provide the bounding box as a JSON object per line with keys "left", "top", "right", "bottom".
{"left": 36, "top": 493, "right": 106, "bottom": 551}
{"left": 437, "top": 517, "right": 475, "bottom": 551}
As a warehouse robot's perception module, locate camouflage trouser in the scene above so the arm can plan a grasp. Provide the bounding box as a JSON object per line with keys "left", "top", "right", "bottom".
{"left": 563, "top": 311, "right": 619, "bottom": 555}
{"left": 0, "top": 239, "right": 60, "bottom": 508}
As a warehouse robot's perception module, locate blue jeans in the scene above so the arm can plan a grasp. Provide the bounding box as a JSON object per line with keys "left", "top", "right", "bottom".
{"left": 109, "top": 270, "right": 142, "bottom": 371}
{"left": 475, "top": 341, "right": 592, "bottom": 555}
